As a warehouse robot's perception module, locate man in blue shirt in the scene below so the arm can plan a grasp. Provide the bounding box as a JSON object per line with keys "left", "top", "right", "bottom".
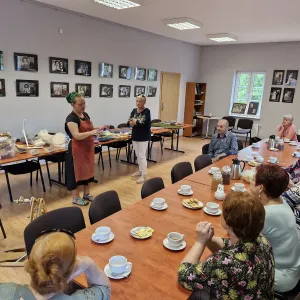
{"left": 208, "top": 119, "right": 238, "bottom": 163}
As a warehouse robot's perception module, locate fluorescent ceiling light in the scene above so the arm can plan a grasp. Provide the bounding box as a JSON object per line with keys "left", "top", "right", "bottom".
{"left": 207, "top": 34, "right": 238, "bottom": 42}
{"left": 94, "top": 0, "right": 141, "bottom": 10}
{"left": 164, "top": 18, "right": 203, "bottom": 31}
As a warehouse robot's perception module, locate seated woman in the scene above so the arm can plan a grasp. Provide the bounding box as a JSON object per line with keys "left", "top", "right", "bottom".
{"left": 251, "top": 164, "right": 300, "bottom": 292}
{"left": 178, "top": 192, "right": 274, "bottom": 299}
{"left": 285, "top": 158, "right": 300, "bottom": 184}
{"left": 0, "top": 231, "right": 110, "bottom": 299}
{"left": 275, "top": 114, "right": 297, "bottom": 141}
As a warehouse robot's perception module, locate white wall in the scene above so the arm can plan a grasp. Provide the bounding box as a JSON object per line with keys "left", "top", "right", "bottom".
{"left": 0, "top": 0, "right": 201, "bottom": 137}
{"left": 199, "top": 42, "right": 300, "bottom": 138}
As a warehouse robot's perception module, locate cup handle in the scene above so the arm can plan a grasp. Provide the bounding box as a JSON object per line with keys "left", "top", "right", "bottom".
{"left": 126, "top": 262, "right": 132, "bottom": 271}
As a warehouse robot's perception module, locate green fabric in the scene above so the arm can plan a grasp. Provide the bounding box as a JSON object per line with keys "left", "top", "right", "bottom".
{"left": 152, "top": 123, "right": 182, "bottom": 129}
{"left": 66, "top": 92, "right": 81, "bottom": 104}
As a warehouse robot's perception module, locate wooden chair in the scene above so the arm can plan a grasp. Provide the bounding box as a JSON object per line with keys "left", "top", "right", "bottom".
{"left": 231, "top": 119, "right": 253, "bottom": 147}
{"left": 141, "top": 177, "right": 165, "bottom": 199}
{"left": 171, "top": 162, "right": 193, "bottom": 184}
{"left": 194, "top": 155, "right": 212, "bottom": 172}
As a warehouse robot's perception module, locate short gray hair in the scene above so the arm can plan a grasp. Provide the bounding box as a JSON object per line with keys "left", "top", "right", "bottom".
{"left": 283, "top": 114, "right": 294, "bottom": 121}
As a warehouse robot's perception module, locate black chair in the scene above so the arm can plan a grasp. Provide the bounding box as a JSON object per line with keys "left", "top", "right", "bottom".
{"left": 297, "top": 135, "right": 300, "bottom": 142}
{"left": 141, "top": 177, "right": 165, "bottom": 199}
{"left": 151, "top": 119, "right": 174, "bottom": 142}
{"left": 118, "top": 123, "right": 128, "bottom": 128}
{"left": 2, "top": 160, "right": 46, "bottom": 202}
{"left": 232, "top": 119, "right": 253, "bottom": 147}
{"left": 24, "top": 207, "right": 85, "bottom": 255}
{"left": 202, "top": 140, "right": 243, "bottom": 155}
{"left": 171, "top": 162, "right": 193, "bottom": 184}
{"left": 89, "top": 190, "right": 122, "bottom": 225}
{"left": 95, "top": 146, "right": 104, "bottom": 170}
{"left": 222, "top": 116, "right": 236, "bottom": 130}
{"left": 194, "top": 155, "right": 212, "bottom": 172}
{"left": 0, "top": 204, "right": 6, "bottom": 239}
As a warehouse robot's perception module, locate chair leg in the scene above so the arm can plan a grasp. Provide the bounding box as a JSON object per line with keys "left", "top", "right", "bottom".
{"left": 0, "top": 219, "right": 6, "bottom": 239}
{"left": 99, "top": 150, "right": 104, "bottom": 171}
{"left": 249, "top": 131, "right": 252, "bottom": 145}
{"left": 245, "top": 134, "right": 248, "bottom": 147}
{"left": 4, "top": 171, "right": 13, "bottom": 202}
{"left": 108, "top": 147, "right": 112, "bottom": 168}
{"left": 30, "top": 172, "right": 33, "bottom": 187}
{"left": 39, "top": 164, "right": 46, "bottom": 193}
{"left": 160, "top": 139, "right": 164, "bottom": 155}
{"left": 62, "top": 161, "right": 64, "bottom": 175}
{"left": 36, "top": 169, "right": 39, "bottom": 182}
{"left": 45, "top": 161, "right": 52, "bottom": 187}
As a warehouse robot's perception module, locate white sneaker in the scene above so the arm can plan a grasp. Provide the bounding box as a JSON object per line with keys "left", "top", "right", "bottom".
{"left": 131, "top": 171, "right": 142, "bottom": 178}
{"left": 136, "top": 175, "right": 146, "bottom": 184}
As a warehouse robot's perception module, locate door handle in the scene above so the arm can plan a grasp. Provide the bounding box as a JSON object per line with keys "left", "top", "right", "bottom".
{"left": 162, "top": 103, "right": 166, "bottom": 111}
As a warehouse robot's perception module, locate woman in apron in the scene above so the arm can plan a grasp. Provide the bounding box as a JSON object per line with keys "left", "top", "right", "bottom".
{"left": 65, "top": 92, "right": 104, "bottom": 206}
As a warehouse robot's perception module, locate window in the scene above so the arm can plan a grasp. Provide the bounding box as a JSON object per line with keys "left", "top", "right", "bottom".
{"left": 230, "top": 72, "right": 265, "bottom": 119}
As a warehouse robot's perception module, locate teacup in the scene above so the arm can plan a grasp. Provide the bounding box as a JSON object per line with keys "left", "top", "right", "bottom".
{"left": 95, "top": 226, "right": 111, "bottom": 241}
{"left": 269, "top": 156, "right": 278, "bottom": 163}
{"left": 256, "top": 156, "right": 264, "bottom": 163}
{"left": 252, "top": 143, "right": 259, "bottom": 148}
{"left": 180, "top": 185, "right": 191, "bottom": 194}
{"left": 152, "top": 198, "right": 165, "bottom": 208}
{"left": 234, "top": 183, "right": 245, "bottom": 191}
{"left": 167, "top": 232, "right": 184, "bottom": 247}
{"left": 109, "top": 255, "right": 131, "bottom": 275}
{"left": 206, "top": 202, "right": 219, "bottom": 214}
{"left": 284, "top": 138, "right": 290, "bottom": 142}
{"left": 290, "top": 141, "right": 297, "bottom": 146}
{"left": 210, "top": 167, "right": 220, "bottom": 174}
{"left": 251, "top": 151, "right": 259, "bottom": 157}
{"left": 293, "top": 152, "right": 300, "bottom": 158}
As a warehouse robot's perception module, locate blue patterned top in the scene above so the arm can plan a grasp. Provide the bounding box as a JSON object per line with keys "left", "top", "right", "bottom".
{"left": 208, "top": 131, "right": 238, "bottom": 158}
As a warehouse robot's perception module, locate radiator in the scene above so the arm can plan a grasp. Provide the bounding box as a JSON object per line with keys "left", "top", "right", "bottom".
{"left": 251, "top": 124, "right": 260, "bottom": 137}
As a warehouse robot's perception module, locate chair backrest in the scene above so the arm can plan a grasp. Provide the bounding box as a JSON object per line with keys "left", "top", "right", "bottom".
{"left": 297, "top": 135, "right": 300, "bottom": 142}
{"left": 236, "top": 118, "right": 253, "bottom": 130}
{"left": 237, "top": 139, "right": 244, "bottom": 150}
{"left": 118, "top": 123, "right": 128, "bottom": 128}
{"left": 222, "top": 116, "right": 236, "bottom": 128}
{"left": 202, "top": 144, "right": 210, "bottom": 155}
{"left": 151, "top": 119, "right": 161, "bottom": 124}
{"left": 89, "top": 190, "right": 122, "bottom": 225}
{"left": 108, "top": 125, "right": 115, "bottom": 129}
{"left": 141, "top": 177, "right": 165, "bottom": 199}
{"left": 24, "top": 207, "right": 85, "bottom": 255}
{"left": 194, "top": 155, "right": 212, "bottom": 172}
{"left": 171, "top": 162, "right": 193, "bottom": 184}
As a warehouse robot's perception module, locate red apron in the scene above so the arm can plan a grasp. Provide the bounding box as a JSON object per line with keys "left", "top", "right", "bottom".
{"left": 72, "top": 117, "right": 94, "bottom": 182}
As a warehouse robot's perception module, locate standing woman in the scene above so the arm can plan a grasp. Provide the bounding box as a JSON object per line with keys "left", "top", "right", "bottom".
{"left": 128, "top": 94, "right": 151, "bottom": 184}
{"left": 65, "top": 92, "right": 103, "bottom": 206}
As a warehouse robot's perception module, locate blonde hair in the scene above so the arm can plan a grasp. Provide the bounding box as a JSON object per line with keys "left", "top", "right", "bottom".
{"left": 25, "top": 232, "right": 77, "bottom": 295}
{"left": 136, "top": 94, "right": 146, "bottom": 102}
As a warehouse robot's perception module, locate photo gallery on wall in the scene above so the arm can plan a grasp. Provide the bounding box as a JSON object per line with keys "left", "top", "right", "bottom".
{"left": 270, "top": 69, "right": 297, "bottom": 103}
{"left": 0, "top": 50, "right": 158, "bottom": 98}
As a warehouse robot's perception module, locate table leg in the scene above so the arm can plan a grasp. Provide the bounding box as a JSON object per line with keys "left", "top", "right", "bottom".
{"left": 121, "top": 142, "right": 157, "bottom": 164}
{"left": 202, "top": 119, "right": 210, "bottom": 139}
{"left": 164, "top": 129, "right": 185, "bottom": 153}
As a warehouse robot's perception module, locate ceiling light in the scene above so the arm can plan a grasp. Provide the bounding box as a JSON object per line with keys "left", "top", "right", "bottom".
{"left": 94, "top": 0, "right": 141, "bottom": 10}
{"left": 163, "top": 18, "right": 203, "bottom": 31}
{"left": 207, "top": 34, "right": 238, "bottom": 42}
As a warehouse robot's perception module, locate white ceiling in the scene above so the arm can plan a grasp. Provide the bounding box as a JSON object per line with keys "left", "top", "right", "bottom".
{"left": 33, "top": 0, "right": 300, "bottom": 45}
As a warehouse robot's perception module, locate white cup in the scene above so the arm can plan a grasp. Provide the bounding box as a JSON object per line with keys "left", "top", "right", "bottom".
{"left": 251, "top": 151, "right": 259, "bottom": 157}
{"left": 284, "top": 138, "right": 290, "bottom": 142}
{"left": 290, "top": 141, "right": 297, "bottom": 146}
{"left": 152, "top": 198, "right": 165, "bottom": 208}
{"left": 256, "top": 156, "right": 264, "bottom": 163}
{"left": 234, "top": 183, "right": 245, "bottom": 191}
{"left": 293, "top": 152, "right": 300, "bottom": 158}
{"left": 180, "top": 185, "right": 191, "bottom": 194}
{"left": 109, "top": 255, "right": 131, "bottom": 274}
{"left": 167, "top": 232, "right": 184, "bottom": 247}
{"left": 269, "top": 156, "right": 278, "bottom": 163}
{"left": 210, "top": 167, "right": 220, "bottom": 174}
{"left": 253, "top": 143, "right": 259, "bottom": 148}
{"left": 206, "top": 202, "right": 219, "bottom": 214}
{"left": 95, "top": 226, "right": 111, "bottom": 241}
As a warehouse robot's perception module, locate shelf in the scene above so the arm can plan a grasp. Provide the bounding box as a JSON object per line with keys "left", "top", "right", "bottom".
{"left": 193, "top": 125, "right": 202, "bottom": 129}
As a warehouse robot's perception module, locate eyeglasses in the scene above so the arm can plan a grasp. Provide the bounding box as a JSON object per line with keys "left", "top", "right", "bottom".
{"left": 35, "top": 228, "right": 76, "bottom": 242}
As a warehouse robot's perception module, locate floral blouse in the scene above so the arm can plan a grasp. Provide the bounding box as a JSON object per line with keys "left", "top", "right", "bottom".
{"left": 178, "top": 235, "right": 275, "bottom": 299}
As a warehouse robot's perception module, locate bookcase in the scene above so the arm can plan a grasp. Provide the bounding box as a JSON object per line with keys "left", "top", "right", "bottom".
{"left": 183, "top": 82, "right": 206, "bottom": 137}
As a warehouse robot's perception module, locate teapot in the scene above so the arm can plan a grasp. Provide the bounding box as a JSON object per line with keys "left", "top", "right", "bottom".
{"left": 215, "top": 184, "right": 226, "bottom": 201}
{"left": 268, "top": 135, "right": 276, "bottom": 149}
{"left": 231, "top": 158, "right": 246, "bottom": 180}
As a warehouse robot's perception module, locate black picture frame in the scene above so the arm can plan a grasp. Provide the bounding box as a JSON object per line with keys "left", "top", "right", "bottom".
{"left": 269, "top": 87, "right": 282, "bottom": 102}
{"left": 76, "top": 83, "right": 92, "bottom": 98}
{"left": 0, "top": 51, "right": 3, "bottom": 71}
{"left": 282, "top": 88, "right": 295, "bottom": 103}
{"left": 134, "top": 86, "right": 146, "bottom": 97}
{"left": 0, "top": 79, "right": 6, "bottom": 97}
{"left": 231, "top": 103, "right": 247, "bottom": 114}
{"left": 100, "top": 84, "right": 113, "bottom": 98}
{"left": 272, "top": 70, "right": 285, "bottom": 85}
{"left": 119, "top": 66, "right": 132, "bottom": 80}
{"left": 147, "top": 69, "right": 157, "bottom": 81}
{"left": 134, "top": 67, "right": 146, "bottom": 81}
{"left": 119, "top": 85, "right": 131, "bottom": 98}
{"left": 50, "top": 82, "right": 69, "bottom": 98}
{"left": 49, "top": 57, "right": 68, "bottom": 74}
{"left": 285, "top": 70, "right": 298, "bottom": 86}
{"left": 147, "top": 86, "right": 157, "bottom": 97}
{"left": 100, "top": 63, "right": 113, "bottom": 78}
{"left": 16, "top": 80, "right": 39, "bottom": 97}
{"left": 246, "top": 102, "right": 259, "bottom": 115}
{"left": 75, "top": 60, "right": 91, "bottom": 76}
{"left": 14, "top": 52, "right": 38, "bottom": 72}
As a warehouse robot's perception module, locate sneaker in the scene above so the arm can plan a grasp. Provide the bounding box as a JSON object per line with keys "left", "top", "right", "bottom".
{"left": 72, "top": 197, "right": 89, "bottom": 206}
{"left": 83, "top": 194, "right": 94, "bottom": 202}
{"left": 136, "top": 175, "right": 146, "bottom": 184}
{"left": 131, "top": 171, "right": 142, "bottom": 178}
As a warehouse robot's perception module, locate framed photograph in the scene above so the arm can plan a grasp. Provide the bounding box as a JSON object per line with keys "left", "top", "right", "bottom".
{"left": 272, "top": 70, "right": 285, "bottom": 85}
{"left": 285, "top": 70, "right": 298, "bottom": 86}
{"left": 282, "top": 88, "right": 295, "bottom": 103}
{"left": 75, "top": 60, "right": 91, "bottom": 76}
{"left": 0, "top": 51, "right": 3, "bottom": 71}
{"left": 231, "top": 103, "right": 247, "bottom": 114}
{"left": 100, "top": 63, "right": 113, "bottom": 78}
{"left": 50, "top": 82, "right": 69, "bottom": 98}
{"left": 148, "top": 69, "right": 157, "bottom": 81}
{"left": 269, "top": 87, "right": 282, "bottom": 102}
{"left": 100, "top": 84, "right": 113, "bottom": 98}
{"left": 119, "top": 66, "right": 132, "bottom": 80}
{"left": 119, "top": 85, "right": 131, "bottom": 97}
{"left": 14, "top": 53, "right": 38, "bottom": 72}
{"left": 134, "top": 86, "right": 146, "bottom": 97}
{"left": 246, "top": 102, "right": 259, "bottom": 115}
{"left": 0, "top": 79, "right": 6, "bottom": 97}
{"left": 76, "top": 84, "right": 92, "bottom": 98}
{"left": 134, "top": 67, "right": 146, "bottom": 81}
{"left": 49, "top": 57, "right": 68, "bottom": 74}
{"left": 16, "top": 80, "right": 39, "bottom": 97}
{"left": 147, "top": 86, "right": 157, "bottom": 97}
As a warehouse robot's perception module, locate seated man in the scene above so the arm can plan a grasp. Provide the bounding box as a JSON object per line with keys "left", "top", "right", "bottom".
{"left": 207, "top": 119, "right": 238, "bottom": 162}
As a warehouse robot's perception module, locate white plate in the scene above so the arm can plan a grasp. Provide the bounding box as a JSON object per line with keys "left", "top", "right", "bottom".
{"left": 269, "top": 148, "right": 279, "bottom": 151}
{"left": 182, "top": 200, "right": 203, "bottom": 210}
{"left": 104, "top": 263, "right": 132, "bottom": 280}
{"left": 248, "top": 161, "right": 261, "bottom": 167}
{"left": 92, "top": 232, "right": 115, "bottom": 244}
{"left": 150, "top": 202, "right": 168, "bottom": 211}
{"left": 292, "top": 154, "right": 300, "bottom": 158}
{"left": 289, "top": 143, "right": 298, "bottom": 146}
{"left": 231, "top": 186, "right": 247, "bottom": 192}
{"left": 208, "top": 170, "right": 213, "bottom": 175}
{"left": 203, "top": 207, "right": 222, "bottom": 216}
{"left": 178, "top": 189, "right": 193, "bottom": 196}
{"left": 267, "top": 160, "right": 278, "bottom": 164}
{"left": 163, "top": 238, "right": 186, "bottom": 251}
{"left": 130, "top": 226, "right": 153, "bottom": 239}
{"left": 284, "top": 140, "right": 291, "bottom": 143}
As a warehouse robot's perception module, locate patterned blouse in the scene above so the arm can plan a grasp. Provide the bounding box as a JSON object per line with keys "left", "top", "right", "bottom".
{"left": 178, "top": 235, "right": 275, "bottom": 300}
{"left": 285, "top": 159, "right": 300, "bottom": 184}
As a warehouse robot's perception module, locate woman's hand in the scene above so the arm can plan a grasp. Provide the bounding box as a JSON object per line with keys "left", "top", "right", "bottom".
{"left": 130, "top": 119, "right": 137, "bottom": 126}
{"left": 68, "top": 256, "right": 94, "bottom": 282}
{"left": 196, "top": 222, "right": 214, "bottom": 244}
{"left": 90, "top": 129, "right": 98, "bottom": 136}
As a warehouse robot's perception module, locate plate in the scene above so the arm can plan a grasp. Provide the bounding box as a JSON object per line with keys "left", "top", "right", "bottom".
{"left": 269, "top": 148, "right": 279, "bottom": 151}
{"left": 150, "top": 202, "right": 168, "bottom": 211}
{"left": 208, "top": 170, "right": 213, "bottom": 175}
{"left": 163, "top": 238, "right": 186, "bottom": 251}
{"left": 231, "top": 186, "right": 247, "bottom": 192}
{"left": 130, "top": 226, "right": 154, "bottom": 239}
{"left": 178, "top": 189, "right": 193, "bottom": 196}
{"left": 248, "top": 161, "right": 261, "bottom": 167}
{"left": 289, "top": 143, "right": 298, "bottom": 146}
{"left": 284, "top": 140, "right": 291, "bottom": 143}
{"left": 182, "top": 199, "right": 203, "bottom": 210}
{"left": 91, "top": 232, "right": 115, "bottom": 244}
{"left": 104, "top": 263, "right": 132, "bottom": 280}
{"left": 203, "top": 207, "right": 222, "bottom": 216}
{"left": 292, "top": 154, "right": 300, "bottom": 158}
{"left": 267, "top": 160, "right": 278, "bottom": 164}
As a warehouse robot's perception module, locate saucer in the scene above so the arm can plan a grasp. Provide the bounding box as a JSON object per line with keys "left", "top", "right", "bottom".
{"left": 231, "top": 186, "right": 247, "bottom": 192}
{"left": 289, "top": 143, "right": 297, "bottom": 146}
{"left": 269, "top": 148, "right": 279, "bottom": 151}
{"left": 150, "top": 202, "right": 168, "bottom": 211}
{"left": 203, "top": 207, "right": 222, "bottom": 216}
{"left": 104, "top": 263, "right": 132, "bottom": 280}
{"left": 91, "top": 232, "right": 115, "bottom": 244}
{"left": 208, "top": 170, "right": 213, "bottom": 175}
{"left": 163, "top": 238, "right": 186, "bottom": 251}
{"left": 292, "top": 154, "right": 300, "bottom": 158}
{"left": 267, "top": 160, "right": 278, "bottom": 164}
{"left": 178, "top": 189, "right": 193, "bottom": 196}
{"left": 130, "top": 226, "right": 153, "bottom": 239}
